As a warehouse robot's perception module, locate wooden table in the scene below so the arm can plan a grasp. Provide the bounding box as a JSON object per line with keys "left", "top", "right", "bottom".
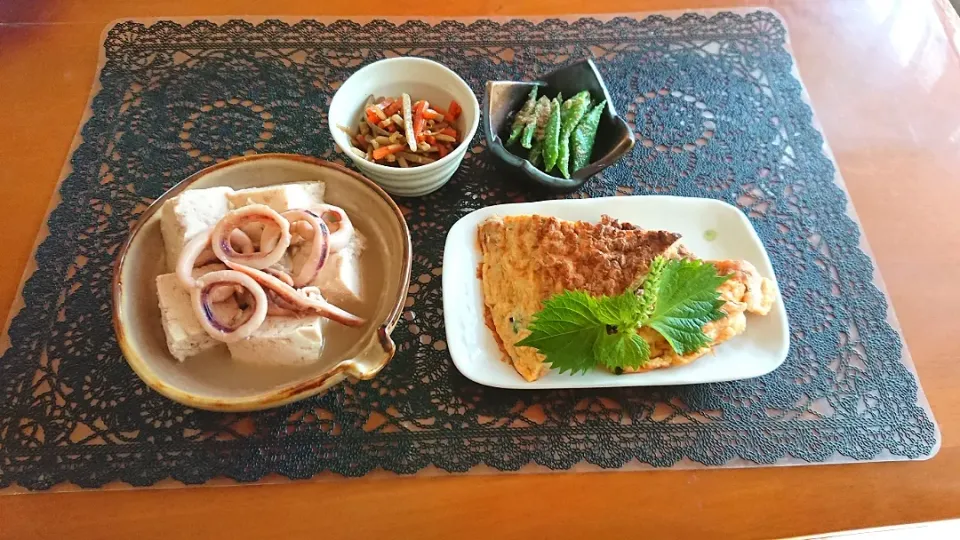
{"left": 2, "top": 0, "right": 960, "bottom": 538}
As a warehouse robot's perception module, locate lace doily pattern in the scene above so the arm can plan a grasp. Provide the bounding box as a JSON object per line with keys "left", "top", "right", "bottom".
{"left": 0, "top": 13, "right": 937, "bottom": 490}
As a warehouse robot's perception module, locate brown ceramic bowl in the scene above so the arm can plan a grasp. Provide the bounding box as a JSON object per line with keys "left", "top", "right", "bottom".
{"left": 112, "top": 154, "right": 412, "bottom": 412}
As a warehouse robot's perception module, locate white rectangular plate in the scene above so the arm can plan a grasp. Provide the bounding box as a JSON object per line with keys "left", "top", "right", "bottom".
{"left": 442, "top": 195, "right": 790, "bottom": 389}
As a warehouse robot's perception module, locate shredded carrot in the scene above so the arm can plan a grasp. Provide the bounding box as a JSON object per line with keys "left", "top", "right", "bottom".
{"left": 365, "top": 108, "right": 380, "bottom": 124}
{"left": 422, "top": 108, "right": 444, "bottom": 120}
{"left": 386, "top": 124, "right": 397, "bottom": 133}
{"left": 437, "top": 144, "right": 450, "bottom": 158}
{"left": 431, "top": 105, "right": 447, "bottom": 116}
{"left": 372, "top": 144, "right": 405, "bottom": 160}
{"left": 446, "top": 100, "right": 462, "bottom": 122}
{"left": 355, "top": 135, "right": 368, "bottom": 149}
{"left": 383, "top": 100, "right": 403, "bottom": 117}
{"left": 440, "top": 127, "right": 457, "bottom": 138}
{"left": 425, "top": 134, "right": 436, "bottom": 145}
{"left": 413, "top": 100, "right": 428, "bottom": 142}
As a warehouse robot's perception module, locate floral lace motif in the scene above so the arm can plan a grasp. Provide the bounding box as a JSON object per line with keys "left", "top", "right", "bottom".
{"left": 0, "top": 13, "right": 937, "bottom": 490}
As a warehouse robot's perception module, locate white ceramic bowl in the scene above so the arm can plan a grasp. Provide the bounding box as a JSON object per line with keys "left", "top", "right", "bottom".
{"left": 329, "top": 57, "right": 480, "bottom": 197}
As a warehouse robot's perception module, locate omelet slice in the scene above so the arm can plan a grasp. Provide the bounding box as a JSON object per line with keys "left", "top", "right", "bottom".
{"left": 622, "top": 259, "right": 777, "bottom": 373}
{"left": 477, "top": 214, "right": 683, "bottom": 381}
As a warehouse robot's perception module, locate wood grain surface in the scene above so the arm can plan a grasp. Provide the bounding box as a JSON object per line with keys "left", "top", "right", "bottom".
{"left": 2, "top": 1, "right": 960, "bottom": 538}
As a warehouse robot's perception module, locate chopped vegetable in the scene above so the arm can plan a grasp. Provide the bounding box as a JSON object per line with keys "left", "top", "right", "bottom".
{"left": 372, "top": 144, "right": 406, "bottom": 160}
{"left": 398, "top": 152, "right": 436, "bottom": 164}
{"left": 446, "top": 100, "right": 462, "bottom": 122}
{"left": 383, "top": 100, "right": 403, "bottom": 117}
{"left": 531, "top": 96, "right": 552, "bottom": 142}
{"left": 521, "top": 93, "right": 551, "bottom": 149}
{"left": 367, "top": 117, "right": 390, "bottom": 136}
{"left": 349, "top": 93, "right": 461, "bottom": 167}
{"left": 402, "top": 93, "right": 416, "bottom": 151}
{"left": 557, "top": 91, "right": 592, "bottom": 178}
{"left": 528, "top": 139, "right": 544, "bottom": 167}
{"left": 507, "top": 86, "right": 538, "bottom": 146}
{"left": 412, "top": 100, "right": 428, "bottom": 143}
{"left": 542, "top": 96, "right": 562, "bottom": 172}
{"left": 570, "top": 100, "right": 605, "bottom": 173}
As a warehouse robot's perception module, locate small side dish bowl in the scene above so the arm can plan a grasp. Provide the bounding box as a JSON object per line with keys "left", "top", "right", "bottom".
{"left": 484, "top": 58, "right": 635, "bottom": 192}
{"left": 112, "top": 154, "right": 412, "bottom": 412}
{"left": 329, "top": 57, "right": 480, "bottom": 198}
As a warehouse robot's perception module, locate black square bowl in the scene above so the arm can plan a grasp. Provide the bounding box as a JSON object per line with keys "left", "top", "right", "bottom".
{"left": 483, "top": 58, "right": 635, "bottom": 193}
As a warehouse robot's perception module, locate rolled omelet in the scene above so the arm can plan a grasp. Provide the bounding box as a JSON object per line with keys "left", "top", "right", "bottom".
{"left": 477, "top": 214, "right": 683, "bottom": 381}
{"left": 477, "top": 215, "right": 778, "bottom": 381}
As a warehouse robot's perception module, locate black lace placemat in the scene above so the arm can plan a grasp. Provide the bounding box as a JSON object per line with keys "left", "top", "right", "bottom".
{"left": 0, "top": 12, "right": 938, "bottom": 491}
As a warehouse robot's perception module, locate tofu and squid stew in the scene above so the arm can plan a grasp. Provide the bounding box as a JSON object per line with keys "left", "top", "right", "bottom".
{"left": 157, "top": 182, "right": 369, "bottom": 367}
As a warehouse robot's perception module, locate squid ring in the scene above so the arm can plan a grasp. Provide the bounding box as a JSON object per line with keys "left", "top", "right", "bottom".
{"left": 282, "top": 209, "right": 330, "bottom": 287}
{"left": 211, "top": 204, "right": 291, "bottom": 270}
{"left": 190, "top": 270, "right": 268, "bottom": 342}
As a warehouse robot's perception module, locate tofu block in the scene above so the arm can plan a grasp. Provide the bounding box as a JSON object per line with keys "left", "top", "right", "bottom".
{"left": 160, "top": 186, "right": 235, "bottom": 272}
{"left": 158, "top": 265, "right": 325, "bottom": 366}
{"left": 311, "top": 232, "right": 366, "bottom": 313}
{"left": 156, "top": 268, "right": 238, "bottom": 362}
{"left": 226, "top": 182, "right": 326, "bottom": 213}
{"left": 227, "top": 316, "right": 325, "bottom": 367}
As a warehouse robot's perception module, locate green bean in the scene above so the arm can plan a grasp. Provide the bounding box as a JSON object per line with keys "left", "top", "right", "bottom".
{"left": 570, "top": 100, "right": 606, "bottom": 173}
{"left": 525, "top": 98, "right": 551, "bottom": 167}
{"left": 524, "top": 92, "right": 556, "bottom": 149}
{"left": 530, "top": 96, "right": 552, "bottom": 143}
{"left": 528, "top": 139, "right": 544, "bottom": 167}
{"left": 507, "top": 86, "right": 538, "bottom": 146}
{"left": 557, "top": 91, "right": 592, "bottom": 178}
{"left": 519, "top": 93, "right": 546, "bottom": 149}
{"left": 542, "top": 96, "right": 562, "bottom": 172}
